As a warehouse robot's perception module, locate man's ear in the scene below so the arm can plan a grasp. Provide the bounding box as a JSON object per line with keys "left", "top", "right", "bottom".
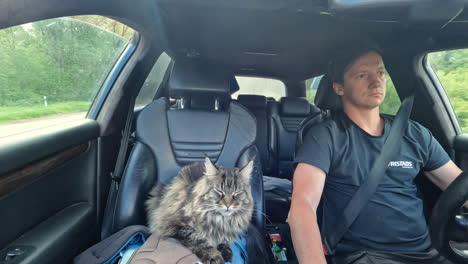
{"left": 332, "top": 82, "right": 344, "bottom": 96}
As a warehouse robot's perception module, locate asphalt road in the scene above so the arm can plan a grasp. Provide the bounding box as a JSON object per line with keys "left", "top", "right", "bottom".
{"left": 0, "top": 112, "right": 87, "bottom": 138}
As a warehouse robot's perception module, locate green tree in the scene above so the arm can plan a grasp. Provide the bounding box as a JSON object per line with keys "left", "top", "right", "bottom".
{"left": 428, "top": 51, "right": 468, "bottom": 131}
{"left": 0, "top": 16, "right": 130, "bottom": 108}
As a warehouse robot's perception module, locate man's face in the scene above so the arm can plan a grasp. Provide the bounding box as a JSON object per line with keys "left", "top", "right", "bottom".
{"left": 333, "top": 51, "right": 386, "bottom": 110}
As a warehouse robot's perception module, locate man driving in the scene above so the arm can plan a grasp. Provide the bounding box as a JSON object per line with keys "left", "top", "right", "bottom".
{"left": 288, "top": 42, "right": 464, "bottom": 264}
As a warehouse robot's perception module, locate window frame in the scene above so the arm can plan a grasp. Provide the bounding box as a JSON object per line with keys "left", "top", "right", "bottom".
{"left": 423, "top": 54, "right": 464, "bottom": 135}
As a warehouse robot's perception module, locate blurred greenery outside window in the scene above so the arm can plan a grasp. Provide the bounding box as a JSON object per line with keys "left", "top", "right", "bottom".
{"left": 428, "top": 50, "right": 468, "bottom": 132}
{"left": 305, "top": 73, "right": 401, "bottom": 115}
{"left": 0, "top": 15, "right": 134, "bottom": 125}
{"left": 135, "top": 52, "right": 173, "bottom": 107}
{"left": 233, "top": 77, "right": 286, "bottom": 100}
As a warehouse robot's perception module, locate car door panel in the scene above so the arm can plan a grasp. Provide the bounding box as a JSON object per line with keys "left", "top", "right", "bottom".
{"left": 0, "top": 120, "right": 99, "bottom": 175}
{"left": 454, "top": 134, "right": 468, "bottom": 172}
{"left": 0, "top": 120, "right": 101, "bottom": 263}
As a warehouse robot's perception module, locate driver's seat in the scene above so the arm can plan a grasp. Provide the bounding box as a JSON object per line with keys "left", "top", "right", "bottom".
{"left": 101, "top": 57, "right": 264, "bottom": 239}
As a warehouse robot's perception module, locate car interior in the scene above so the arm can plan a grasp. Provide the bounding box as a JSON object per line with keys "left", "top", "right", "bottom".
{"left": 1, "top": 0, "right": 468, "bottom": 263}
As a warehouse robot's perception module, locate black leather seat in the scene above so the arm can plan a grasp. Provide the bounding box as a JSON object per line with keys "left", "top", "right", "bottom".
{"left": 102, "top": 58, "right": 264, "bottom": 237}
{"left": 263, "top": 97, "right": 322, "bottom": 223}
{"left": 237, "top": 95, "right": 276, "bottom": 176}
{"left": 296, "top": 75, "right": 336, "bottom": 148}
{"left": 271, "top": 97, "right": 321, "bottom": 179}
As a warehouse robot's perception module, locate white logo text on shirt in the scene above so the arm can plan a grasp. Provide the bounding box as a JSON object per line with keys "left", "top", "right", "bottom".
{"left": 388, "top": 161, "right": 413, "bottom": 169}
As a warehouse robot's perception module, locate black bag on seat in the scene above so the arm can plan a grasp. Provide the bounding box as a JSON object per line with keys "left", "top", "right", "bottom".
{"left": 74, "top": 225, "right": 149, "bottom": 264}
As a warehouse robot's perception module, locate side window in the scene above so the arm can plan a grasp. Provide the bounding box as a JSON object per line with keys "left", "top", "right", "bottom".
{"left": 380, "top": 75, "right": 400, "bottom": 115}
{"left": 305, "top": 74, "right": 400, "bottom": 115}
{"left": 232, "top": 77, "right": 285, "bottom": 100}
{"left": 428, "top": 50, "right": 468, "bottom": 131}
{"left": 0, "top": 16, "right": 134, "bottom": 137}
{"left": 135, "top": 52, "right": 172, "bottom": 107}
{"left": 305, "top": 75, "right": 322, "bottom": 104}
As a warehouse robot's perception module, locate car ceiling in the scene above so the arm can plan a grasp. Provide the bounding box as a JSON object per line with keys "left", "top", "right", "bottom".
{"left": 3, "top": 0, "right": 468, "bottom": 81}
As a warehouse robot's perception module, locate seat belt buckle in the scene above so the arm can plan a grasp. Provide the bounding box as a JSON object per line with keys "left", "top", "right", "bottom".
{"left": 110, "top": 172, "right": 120, "bottom": 182}
{"left": 323, "top": 238, "right": 335, "bottom": 256}
{"left": 110, "top": 172, "right": 121, "bottom": 190}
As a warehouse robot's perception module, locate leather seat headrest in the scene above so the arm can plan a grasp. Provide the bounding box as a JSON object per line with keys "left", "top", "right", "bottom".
{"left": 237, "top": 95, "right": 267, "bottom": 110}
{"left": 169, "top": 58, "right": 231, "bottom": 100}
{"left": 314, "top": 75, "right": 342, "bottom": 111}
{"left": 280, "top": 97, "right": 311, "bottom": 117}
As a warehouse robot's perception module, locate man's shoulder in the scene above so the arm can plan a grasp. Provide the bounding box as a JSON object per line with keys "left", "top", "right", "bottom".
{"left": 382, "top": 114, "right": 431, "bottom": 139}
{"left": 304, "top": 116, "right": 340, "bottom": 136}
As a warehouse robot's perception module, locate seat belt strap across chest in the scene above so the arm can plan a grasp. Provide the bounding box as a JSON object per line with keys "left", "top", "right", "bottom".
{"left": 324, "top": 94, "right": 415, "bottom": 254}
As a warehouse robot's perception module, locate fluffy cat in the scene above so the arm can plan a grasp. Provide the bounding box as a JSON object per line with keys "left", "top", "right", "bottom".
{"left": 146, "top": 157, "right": 254, "bottom": 264}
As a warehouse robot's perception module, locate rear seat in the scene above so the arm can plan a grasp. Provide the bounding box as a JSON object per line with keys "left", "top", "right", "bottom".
{"left": 238, "top": 95, "right": 324, "bottom": 223}
{"left": 266, "top": 97, "right": 323, "bottom": 222}
{"left": 237, "top": 95, "right": 276, "bottom": 176}
{"left": 271, "top": 97, "right": 322, "bottom": 179}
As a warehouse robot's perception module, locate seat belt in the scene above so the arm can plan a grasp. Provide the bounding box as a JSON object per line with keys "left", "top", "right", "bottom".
{"left": 110, "top": 96, "right": 137, "bottom": 189}
{"left": 323, "top": 93, "right": 415, "bottom": 255}
{"left": 101, "top": 88, "right": 139, "bottom": 239}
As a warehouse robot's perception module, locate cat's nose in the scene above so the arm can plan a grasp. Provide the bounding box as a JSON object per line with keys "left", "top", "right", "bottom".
{"left": 225, "top": 203, "right": 232, "bottom": 208}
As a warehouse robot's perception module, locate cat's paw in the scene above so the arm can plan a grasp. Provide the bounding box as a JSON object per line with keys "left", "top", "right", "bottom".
{"left": 217, "top": 243, "right": 233, "bottom": 262}
{"left": 203, "top": 253, "right": 225, "bottom": 264}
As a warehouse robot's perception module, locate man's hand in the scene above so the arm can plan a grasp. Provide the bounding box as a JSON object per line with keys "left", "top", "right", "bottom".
{"left": 288, "top": 163, "right": 327, "bottom": 264}
{"left": 424, "top": 160, "right": 467, "bottom": 208}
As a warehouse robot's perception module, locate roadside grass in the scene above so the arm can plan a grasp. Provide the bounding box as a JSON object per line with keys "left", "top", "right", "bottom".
{"left": 0, "top": 101, "right": 90, "bottom": 123}
{"left": 456, "top": 111, "right": 468, "bottom": 132}
{"left": 449, "top": 98, "right": 468, "bottom": 132}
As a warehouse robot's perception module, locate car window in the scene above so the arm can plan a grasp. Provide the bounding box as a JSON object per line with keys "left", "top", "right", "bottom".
{"left": 232, "top": 76, "right": 285, "bottom": 100}
{"left": 0, "top": 16, "right": 134, "bottom": 138}
{"left": 135, "top": 52, "right": 172, "bottom": 107}
{"left": 305, "top": 74, "right": 400, "bottom": 115}
{"left": 427, "top": 50, "right": 468, "bottom": 132}
{"left": 380, "top": 75, "right": 400, "bottom": 115}
{"left": 305, "top": 75, "right": 322, "bottom": 104}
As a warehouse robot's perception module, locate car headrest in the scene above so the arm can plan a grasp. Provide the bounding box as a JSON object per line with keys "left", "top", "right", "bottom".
{"left": 237, "top": 95, "right": 267, "bottom": 110}
{"left": 169, "top": 58, "right": 231, "bottom": 100}
{"left": 314, "top": 74, "right": 342, "bottom": 111}
{"left": 280, "top": 97, "right": 311, "bottom": 117}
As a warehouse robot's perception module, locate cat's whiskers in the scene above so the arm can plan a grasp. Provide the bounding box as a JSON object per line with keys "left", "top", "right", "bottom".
{"left": 199, "top": 204, "right": 226, "bottom": 214}
{"left": 239, "top": 208, "right": 273, "bottom": 225}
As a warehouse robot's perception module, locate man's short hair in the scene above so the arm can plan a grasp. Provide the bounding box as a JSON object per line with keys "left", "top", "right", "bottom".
{"left": 328, "top": 40, "right": 382, "bottom": 84}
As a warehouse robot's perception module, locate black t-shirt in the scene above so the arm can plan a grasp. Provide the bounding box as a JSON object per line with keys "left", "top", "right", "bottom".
{"left": 294, "top": 113, "right": 451, "bottom": 254}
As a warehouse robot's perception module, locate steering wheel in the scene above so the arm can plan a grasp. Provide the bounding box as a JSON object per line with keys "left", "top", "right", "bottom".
{"left": 430, "top": 171, "right": 468, "bottom": 263}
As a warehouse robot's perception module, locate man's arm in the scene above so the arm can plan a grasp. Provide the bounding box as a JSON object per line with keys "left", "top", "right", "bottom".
{"left": 288, "top": 163, "right": 327, "bottom": 264}
{"left": 424, "top": 160, "right": 467, "bottom": 208}
{"left": 424, "top": 160, "right": 462, "bottom": 190}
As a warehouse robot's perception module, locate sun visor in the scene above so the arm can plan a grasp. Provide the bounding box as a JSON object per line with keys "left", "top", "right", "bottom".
{"left": 328, "top": 0, "right": 464, "bottom": 28}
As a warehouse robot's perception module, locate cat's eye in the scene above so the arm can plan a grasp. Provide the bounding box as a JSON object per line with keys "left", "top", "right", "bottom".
{"left": 213, "top": 189, "right": 224, "bottom": 198}
{"left": 233, "top": 191, "right": 246, "bottom": 199}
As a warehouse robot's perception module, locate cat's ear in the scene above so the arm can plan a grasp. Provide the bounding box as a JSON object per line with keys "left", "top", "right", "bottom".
{"left": 204, "top": 157, "right": 218, "bottom": 176}
{"left": 239, "top": 160, "right": 254, "bottom": 182}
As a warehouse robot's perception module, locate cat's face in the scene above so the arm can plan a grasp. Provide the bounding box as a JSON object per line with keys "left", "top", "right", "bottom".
{"left": 195, "top": 158, "right": 254, "bottom": 217}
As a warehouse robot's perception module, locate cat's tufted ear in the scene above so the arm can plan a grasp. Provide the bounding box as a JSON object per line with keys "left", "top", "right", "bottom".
{"left": 239, "top": 160, "right": 254, "bottom": 183}
{"left": 204, "top": 157, "right": 218, "bottom": 176}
